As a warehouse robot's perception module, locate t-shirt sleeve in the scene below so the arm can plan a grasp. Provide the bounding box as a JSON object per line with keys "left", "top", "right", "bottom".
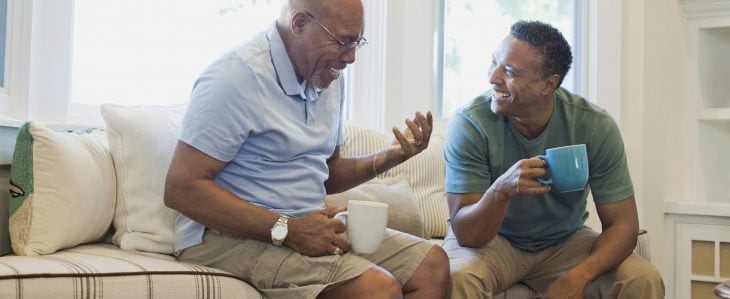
{"left": 179, "top": 58, "right": 260, "bottom": 162}
{"left": 444, "top": 112, "right": 492, "bottom": 194}
{"left": 588, "top": 114, "right": 635, "bottom": 204}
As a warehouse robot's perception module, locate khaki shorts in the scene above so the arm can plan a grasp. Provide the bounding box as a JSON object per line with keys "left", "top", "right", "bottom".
{"left": 176, "top": 228, "right": 435, "bottom": 299}
{"left": 445, "top": 227, "right": 664, "bottom": 298}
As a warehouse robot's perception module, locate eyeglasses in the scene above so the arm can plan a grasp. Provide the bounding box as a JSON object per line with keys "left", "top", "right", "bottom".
{"left": 305, "top": 11, "right": 368, "bottom": 51}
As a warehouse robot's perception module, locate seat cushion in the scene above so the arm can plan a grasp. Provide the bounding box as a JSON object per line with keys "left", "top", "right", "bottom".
{"left": 0, "top": 244, "right": 261, "bottom": 298}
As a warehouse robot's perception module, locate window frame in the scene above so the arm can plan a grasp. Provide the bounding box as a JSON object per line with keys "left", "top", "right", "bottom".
{"left": 0, "top": 0, "right": 32, "bottom": 126}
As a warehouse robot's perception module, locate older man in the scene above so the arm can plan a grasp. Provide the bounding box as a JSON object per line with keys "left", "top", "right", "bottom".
{"left": 163, "top": 0, "right": 449, "bottom": 298}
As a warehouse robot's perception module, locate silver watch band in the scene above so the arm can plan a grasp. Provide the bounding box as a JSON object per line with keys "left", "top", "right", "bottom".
{"left": 271, "top": 215, "right": 289, "bottom": 246}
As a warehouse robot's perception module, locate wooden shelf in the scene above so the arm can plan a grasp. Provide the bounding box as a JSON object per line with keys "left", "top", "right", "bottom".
{"left": 699, "top": 108, "right": 730, "bottom": 120}
{"left": 665, "top": 201, "right": 730, "bottom": 217}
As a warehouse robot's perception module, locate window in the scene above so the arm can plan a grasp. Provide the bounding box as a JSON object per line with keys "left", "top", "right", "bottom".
{"left": 70, "top": 0, "right": 286, "bottom": 123}
{"left": 439, "top": 0, "right": 582, "bottom": 116}
{"left": 0, "top": 0, "right": 7, "bottom": 88}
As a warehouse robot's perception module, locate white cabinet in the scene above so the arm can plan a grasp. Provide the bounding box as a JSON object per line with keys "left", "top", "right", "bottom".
{"left": 682, "top": 0, "right": 730, "bottom": 203}
{"left": 666, "top": 1, "right": 730, "bottom": 298}
{"left": 666, "top": 203, "right": 730, "bottom": 299}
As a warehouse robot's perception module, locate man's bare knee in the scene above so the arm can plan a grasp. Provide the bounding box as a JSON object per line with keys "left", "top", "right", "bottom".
{"left": 403, "top": 246, "right": 450, "bottom": 298}
{"left": 319, "top": 267, "right": 401, "bottom": 299}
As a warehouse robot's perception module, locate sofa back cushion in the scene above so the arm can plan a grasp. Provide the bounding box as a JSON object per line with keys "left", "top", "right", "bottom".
{"left": 339, "top": 122, "right": 450, "bottom": 238}
{"left": 8, "top": 122, "right": 115, "bottom": 255}
{"left": 101, "top": 104, "right": 186, "bottom": 254}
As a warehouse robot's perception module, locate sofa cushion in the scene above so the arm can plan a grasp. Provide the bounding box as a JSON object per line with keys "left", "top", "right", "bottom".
{"left": 8, "top": 122, "right": 115, "bottom": 256}
{"left": 325, "top": 175, "right": 425, "bottom": 238}
{"left": 0, "top": 244, "right": 262, "bottom": 298}
{"left": 340, "top": 122, "right": 451, "bottom": 238}
{"left": 101, "top": 104, "right": 186, "bottom": 254}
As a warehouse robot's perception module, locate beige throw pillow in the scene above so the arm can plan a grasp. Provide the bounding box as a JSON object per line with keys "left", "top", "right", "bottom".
{"left": 101, "top": 104, "right": 186, "bottom": 254}
{"left": 325, "top": 175, "right": 425, "bottom": 238}
{"left": 9, "top": 122, "right": 115, "bottom": 255}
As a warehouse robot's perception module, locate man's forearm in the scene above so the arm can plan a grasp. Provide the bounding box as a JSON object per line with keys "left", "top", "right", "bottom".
{"left": 450, "top": 189, "right": 510, "bottom": 247}
{"left": 566, "top": 224, "right": 637, "bottom": 283}
{"left": 325, "top": 148, "right": 403, "bottom": 194}
{"left": 165, "top": 176, "right": 278, "bottom": 242}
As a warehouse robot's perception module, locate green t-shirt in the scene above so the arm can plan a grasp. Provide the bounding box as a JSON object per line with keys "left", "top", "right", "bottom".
{"left": 444, "top": 87, "right": 634, "bottom": 252}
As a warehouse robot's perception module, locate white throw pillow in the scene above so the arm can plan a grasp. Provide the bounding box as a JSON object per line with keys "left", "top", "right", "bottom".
{"left": 9, "top": 122, "right": 115, "bottom": 255}
{"left": 325, "top": 175, "right": 426, "bottom": 238}
{"left": 340, "top": 122, "right": 451, "bottom": 238}
{"left": 101, "top": 104, "right": 186, "bottom": 254}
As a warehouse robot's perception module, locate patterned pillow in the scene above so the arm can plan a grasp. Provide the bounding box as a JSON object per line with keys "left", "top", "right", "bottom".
{"left": 340, "top": 121, "right": 450, "bottom": 238}
{"left": 9, "top": 122, "right": 115, "bottom": 255}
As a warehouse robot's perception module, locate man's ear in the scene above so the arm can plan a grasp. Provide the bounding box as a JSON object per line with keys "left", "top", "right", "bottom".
{"left": 541, "top": 74, "right": 560, "bottom": 95}
{"left": 291, "top": 11, "right": 309, "bottom": 35}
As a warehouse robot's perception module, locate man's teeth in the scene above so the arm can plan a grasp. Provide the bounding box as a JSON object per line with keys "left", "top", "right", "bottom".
{"left": 494, "top": 91, "right": 511, "bottom": 98}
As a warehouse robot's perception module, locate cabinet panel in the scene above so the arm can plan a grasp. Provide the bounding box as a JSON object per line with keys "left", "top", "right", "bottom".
{"left": 698, "top": 27, "right": 730, "bottom": 110}
{"left": 697, "top": 121, "right": 730, "bottom": 203}
{"left": 693, "top": 240, "right": 715, "bottom": 276}
{"left": 692, "top": 280, "right": 718, "bottom": 299}
{"left": 676, "top": 222, "right": 730, "bottom": 299}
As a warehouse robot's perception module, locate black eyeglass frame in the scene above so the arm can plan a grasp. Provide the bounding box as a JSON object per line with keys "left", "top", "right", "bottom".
{"left": 304, "top": 11, "right": 368, "bottom": 51}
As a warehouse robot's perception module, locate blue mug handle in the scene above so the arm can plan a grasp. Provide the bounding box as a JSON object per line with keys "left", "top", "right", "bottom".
{"left": 536, "top": 155, "right": 551, "bottom": 185}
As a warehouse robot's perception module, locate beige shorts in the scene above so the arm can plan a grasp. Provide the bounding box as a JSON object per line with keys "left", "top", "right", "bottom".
{"left": 176, "top": 228, "right": 435, "bottom": 299}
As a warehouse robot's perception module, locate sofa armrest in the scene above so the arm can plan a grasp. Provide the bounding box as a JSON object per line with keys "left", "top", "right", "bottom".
{"left": 635, "top": 229, "right": 651, "bottom": 262}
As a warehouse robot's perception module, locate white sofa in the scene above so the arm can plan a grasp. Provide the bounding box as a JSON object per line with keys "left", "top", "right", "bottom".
{"left": 0, "top": 105, "right": 649, "bottom": 298}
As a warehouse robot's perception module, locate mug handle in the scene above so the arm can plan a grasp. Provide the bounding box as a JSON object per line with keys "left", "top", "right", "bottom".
{"left": 536, "top": 155, "right": 552, "bottom": 185}
{"left": 334, "top": 211, "right": 348, "bottom": 225}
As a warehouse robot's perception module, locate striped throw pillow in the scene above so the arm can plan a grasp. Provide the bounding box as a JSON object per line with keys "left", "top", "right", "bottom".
{"left": 340, "top": 121, "right": 450, "bottom": 238}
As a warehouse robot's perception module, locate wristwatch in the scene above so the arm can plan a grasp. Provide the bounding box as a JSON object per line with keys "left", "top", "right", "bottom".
{"left": 270, "top": 215, "right": 289, "bottom": 246}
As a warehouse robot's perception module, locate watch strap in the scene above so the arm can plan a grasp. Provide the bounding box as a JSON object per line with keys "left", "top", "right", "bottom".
{"left": 271, "top": 215, "right": 289, "bottom": 246}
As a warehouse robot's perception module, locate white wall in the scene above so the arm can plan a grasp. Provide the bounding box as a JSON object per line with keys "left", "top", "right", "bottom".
{"left": 621, "top": 0, "right": 690, "bottom": 275}
{"left": 384, "top": 0, "right": 439, "bottom": 130}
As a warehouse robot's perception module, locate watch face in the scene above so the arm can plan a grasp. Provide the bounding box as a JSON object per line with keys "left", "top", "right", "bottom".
{"left": 272, "top": 226, "right": 287, "bottom": 240}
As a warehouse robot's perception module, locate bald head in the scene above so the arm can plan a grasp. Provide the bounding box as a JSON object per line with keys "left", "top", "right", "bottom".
{"left": 280, "top": 0, "right": 363, "bottom": 24}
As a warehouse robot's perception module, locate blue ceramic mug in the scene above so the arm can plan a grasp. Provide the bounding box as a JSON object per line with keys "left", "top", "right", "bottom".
{"left": 537, "top": 144, "right": 588, "bottom": 193}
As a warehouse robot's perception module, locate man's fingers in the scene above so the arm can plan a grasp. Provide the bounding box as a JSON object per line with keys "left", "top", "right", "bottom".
{"left": 404, "top": 119, "right": 423, "bottom": 144}
{"left": 332, "top": 235, "right": 351, "bottom": 253}
{"left": 527, "top": 185, "right": 551, "bottom": 195}
{"left": 414, "top": 111, "right": 432, "bottom": 134}
{"left": 392, "top": 127, "right": 414, "bottom": 149}
{"left": 320, "top": 206, "right": 346, "bottom": 217}
{"left": 525, "top": 157, "right": 547, "bottom": 168}
{"left": 331, "top": 217, "right": 347, "bottom": 233}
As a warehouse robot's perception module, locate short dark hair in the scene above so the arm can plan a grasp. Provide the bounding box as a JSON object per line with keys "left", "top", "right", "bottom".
{"left": 510, "top": 20, "right": 573, "bottom": 87}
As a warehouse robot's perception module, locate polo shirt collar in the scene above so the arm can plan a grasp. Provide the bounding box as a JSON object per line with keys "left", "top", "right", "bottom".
{"left": 268, "top": 23, "right": 323, "bottom": 102}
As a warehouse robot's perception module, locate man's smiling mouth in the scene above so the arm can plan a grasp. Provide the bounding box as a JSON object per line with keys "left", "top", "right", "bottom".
{"left": 493, "top": 90, "right": 511, "bottom": 99}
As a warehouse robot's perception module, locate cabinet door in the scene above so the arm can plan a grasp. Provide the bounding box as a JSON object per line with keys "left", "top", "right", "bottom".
{"left": 677, "top": 222, "right": 730, "bottom": 299}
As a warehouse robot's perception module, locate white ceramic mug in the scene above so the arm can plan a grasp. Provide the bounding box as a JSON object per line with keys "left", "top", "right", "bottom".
{"left": 334, "top": 200, "right": 389, "bottom": 254}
